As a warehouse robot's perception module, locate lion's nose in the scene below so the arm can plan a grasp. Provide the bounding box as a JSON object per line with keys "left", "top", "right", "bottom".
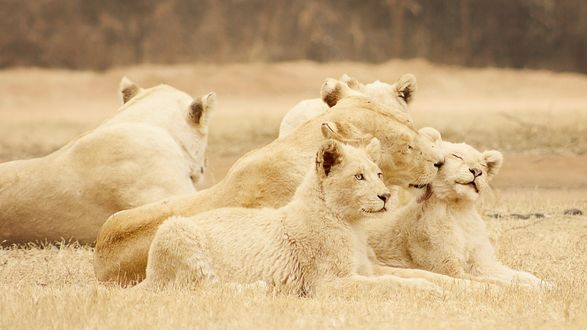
{"left": 470, "top": 168, "right": 482, "bottom": 177}
{"left": 378, "top": 193, "right": 391, "bottom": 203}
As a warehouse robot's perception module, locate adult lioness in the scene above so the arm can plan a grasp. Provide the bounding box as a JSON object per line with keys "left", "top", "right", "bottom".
{"left": 278, "top": 73, "right": 416, "bottom": 138}
{"left": 0, "top": 78, "right": 215, "bottom": 244}
{"left": 94, "top": 77, "right": 443, "bottom": 285}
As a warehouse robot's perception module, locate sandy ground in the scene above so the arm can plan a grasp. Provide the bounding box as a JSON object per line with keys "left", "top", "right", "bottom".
{"left": 0, "top": 60, "right": 586, "bottom": 329}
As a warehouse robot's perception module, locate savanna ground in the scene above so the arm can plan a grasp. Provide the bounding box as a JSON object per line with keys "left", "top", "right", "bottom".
{"left": 0, "top": 60, "right": 586, "bottom": 329}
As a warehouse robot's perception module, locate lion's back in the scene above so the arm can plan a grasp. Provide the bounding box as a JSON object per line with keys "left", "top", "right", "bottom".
{"left": 278, "top": 98, "right": 328, "bottom": 138}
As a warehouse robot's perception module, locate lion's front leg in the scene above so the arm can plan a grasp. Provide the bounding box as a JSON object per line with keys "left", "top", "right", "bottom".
{"left": 474, "top": 262, "right": 548, "bottom": 288}
{"left": 372, "top": 264, "right": 468, "bottom": 285}
{"left": 318, "top": 274, "right": 442, "bottom": 295}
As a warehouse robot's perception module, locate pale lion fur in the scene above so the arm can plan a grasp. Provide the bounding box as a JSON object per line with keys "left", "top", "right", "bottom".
{"left": 367, "top": 137, "right": 547, "bottom": 287}
{"left": 144, "top": 139, "right": 437, "bottom": 294}
{"left": 278, "top": 73, "right": 416, "bottom": 138}
{"left": 94, "top": 76, "right": 443, "bottom": 285}
{"left": 0, "top": 78, "right": 215, "bottom": 244}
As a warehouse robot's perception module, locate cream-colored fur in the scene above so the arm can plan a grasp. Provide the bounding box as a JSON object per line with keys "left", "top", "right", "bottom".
{"left": 0, "top": 78, "right": 215, "bottom": 244}
{"left": 367, "top": 137, "right": 547, "bottom": 287}
{"left": 144, "top": 139, "right": 437, "bottom": 294}
{"left": 94, "top": 76, "right": 443, "bottom": 285}
{"left": 278, "top": 73, "right": 416, "bottom": 138}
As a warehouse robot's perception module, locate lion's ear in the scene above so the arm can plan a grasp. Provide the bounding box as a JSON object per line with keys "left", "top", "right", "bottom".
{"left": 483, "top": 150, "right": 503, "bottom": 180}
{"left": 365, "top": 138, "right": 381, "bottom": 165}
{"left": 190, "top": 92, "right": 216, "bottom": 128}
{"left": 320, "top": 122, "right": 339, "bottom": 139}
{"left": 321, "top": 78, "right": 360, "bottom": 107}
{"left": 339, "top": 73, "right": 362, "bottom": 91}
{"left": 316, "top": 139, "right": 344, "bottom": 177}
{"left": 395, "top": 73, "right": 417, "bottom": 104}
{"left": 119, "top": 76, "right": 141, "bottom": 104}
{"left": 320, "top": 121, "right": 372, "bottom": 143}
{"left": 418, "top": 127, "right": 442, "bottom": 143}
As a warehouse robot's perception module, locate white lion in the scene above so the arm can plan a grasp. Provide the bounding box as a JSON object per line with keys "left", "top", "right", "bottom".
{"left": 367, "top": 133, "right": 547, "bottom": 287}
{"left": 0, "top": 78, "right": 215, "bottom": 244}
{"left": 278, "top": 73, "right": 416, "bottom": 138}
{"left": 143, "top": 138, "right": 437, "bottom": 295}
{"left": 94, "top": 76, "right": 443, "bottom": 285}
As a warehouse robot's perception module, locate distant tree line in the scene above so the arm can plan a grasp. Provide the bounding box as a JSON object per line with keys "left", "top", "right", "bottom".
{"left": 1, "top": 0, "right": 585, "bottom": 72}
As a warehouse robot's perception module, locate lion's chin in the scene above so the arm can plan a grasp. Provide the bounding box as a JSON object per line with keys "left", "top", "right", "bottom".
{"left": 361, "top": 206, "right": 387, "bottom": 214}
{"left": 456, "top": 181, "right": 479, "bottom": 193}
{"left": 415, "top": 184, "right": 433, "bottom": 203}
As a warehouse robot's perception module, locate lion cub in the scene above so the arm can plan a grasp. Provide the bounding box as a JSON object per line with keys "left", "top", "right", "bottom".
{"left": 368, "top": 133, "right": 547, "bottom": 287}
{"left": 144, "top": 138, "right": 434, "bottom": 295}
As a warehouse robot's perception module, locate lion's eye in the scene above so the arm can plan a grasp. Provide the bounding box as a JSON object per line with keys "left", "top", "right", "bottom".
{"left": 452, "top": 154, "right": 463, "bottom": 160}
{"left": 355, "top": 173, "right": 365, "bottom": 180}
{"left": 408, "top": 145, "right": 414, "bottom": 150}
{"left": 377, "top": 173, "right": 383, "bottom": 179}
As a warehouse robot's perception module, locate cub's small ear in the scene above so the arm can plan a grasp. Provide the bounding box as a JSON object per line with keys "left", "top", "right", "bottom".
{"left": 483, "top": 150, "right": 503, "bottom": 180}
{"left": 190, "top": 92, "right": 216, "bottom": 128}
{"left": 418, "top": 127, "right": 442, "bottom": 143}
{"left": 339, "top": 73, "right": 362, "bottom": 90}
{"left": 365, "top": 138, "right": 381, "bottom": 164}
{"left": 320, "top": 78, "right": 360, "bottom": 107}
{"left": 320, "top": 121, "right": 373, "bottom": 144}
{"left": 316, "top": 139, "right": 344, "bottom": 177}
{"left": 320, "top": 121, "right": 339, "bottom": 139}
{"left": 395, "top": 73, "right": 417, "bottom": 104}
{"left": 119, "top": 76, "right": 141, "bottom": 104}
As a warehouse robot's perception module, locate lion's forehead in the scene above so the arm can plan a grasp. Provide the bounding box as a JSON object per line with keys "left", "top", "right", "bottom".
{"left": 340, "top": 146, "right": 380, "bottom": 173}
{"left": 439, "top": 142, "right": 483, "bottom": 162}
{"left": 139, "top": 84, "right": 194, "bottom": 103}
{"left": 364, "top": 81, "right": 393, "bottom": 93}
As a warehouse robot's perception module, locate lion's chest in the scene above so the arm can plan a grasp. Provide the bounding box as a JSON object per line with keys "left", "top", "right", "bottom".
{"left": 447, "top": 211, "right": 488, "bottom": 273}
{"left": 312, "top": 228, "right": 355, "bottom": 279}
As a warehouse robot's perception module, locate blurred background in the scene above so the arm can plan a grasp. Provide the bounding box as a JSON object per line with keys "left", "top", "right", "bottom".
{"left": 1, "top": 0, "right": 586, "bottom": 72}
{"left": 2, "top": 3, "right": 587, "bottom": 326}
{"left": 0, "top": 0, "right": 586, "bottom": 191}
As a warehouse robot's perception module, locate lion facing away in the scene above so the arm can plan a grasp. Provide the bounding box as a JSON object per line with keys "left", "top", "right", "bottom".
{"left": 367, "top": 135, "right": 547, "bottom": 287}
{"left": 0, "top": 78, "right": 215, "bottom": 244}
{"left": 278, "top": 73, "right": 416, "bottom": 138}
{"left": 144, "top": 139, "right": 437, "bottom": 295}
{"left": 94, "top": 76, "right": 444, "bottom": 285}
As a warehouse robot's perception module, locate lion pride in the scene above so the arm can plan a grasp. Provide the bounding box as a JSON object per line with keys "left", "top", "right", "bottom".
{"left": 94, "top": 76, "right": 444, "bottom": 285}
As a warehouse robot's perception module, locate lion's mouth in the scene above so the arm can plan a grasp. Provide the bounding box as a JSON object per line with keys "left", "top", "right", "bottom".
{"left": 362, "top": 206, "right": 387, "bottom": 214}
{"left": 409, "top": 183, "right": 433, "bottom": 203}
{"left": 457, "top": 181, "right": 479, "bottom": 193}
{"left": 409, "top": 183, "right": 427, "bottom": 189}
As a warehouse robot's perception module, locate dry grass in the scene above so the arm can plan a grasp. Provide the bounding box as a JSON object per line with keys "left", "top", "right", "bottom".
{"left": 1, "top": 60, "right": 586, "bottom": 329}
{"left": 1, "top": 198, "right": 585, "bottom": 329}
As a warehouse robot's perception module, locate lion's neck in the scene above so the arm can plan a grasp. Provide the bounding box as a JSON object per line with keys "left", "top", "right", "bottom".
{"left": 282, "top": 170, "right": 356, "bottom": 277}
{"left": 285, "top": 170, "right": 346, "bottom": 229}
{"left": 414, "top": 195, "right": 484, "bottom": 231}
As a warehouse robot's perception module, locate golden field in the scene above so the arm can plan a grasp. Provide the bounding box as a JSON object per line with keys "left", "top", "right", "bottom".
{"left": 0, "top": 60, "right": 586, "bottom": 329}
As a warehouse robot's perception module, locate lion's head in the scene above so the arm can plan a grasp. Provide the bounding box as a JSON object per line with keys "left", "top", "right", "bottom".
{"left": 118, "top": 77, "right": 216, "bottom": 185}
{"left": 315, "top": 138, "right": 391, "bottom": 224}
{"left": 339, "top": 73, "right": 417, "bottom": 114}
{"left": 319, "top": 79, "right": 443, "bottom": 189}
{"left": 412, "top": 130, "right": 504, "bottom": 203}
